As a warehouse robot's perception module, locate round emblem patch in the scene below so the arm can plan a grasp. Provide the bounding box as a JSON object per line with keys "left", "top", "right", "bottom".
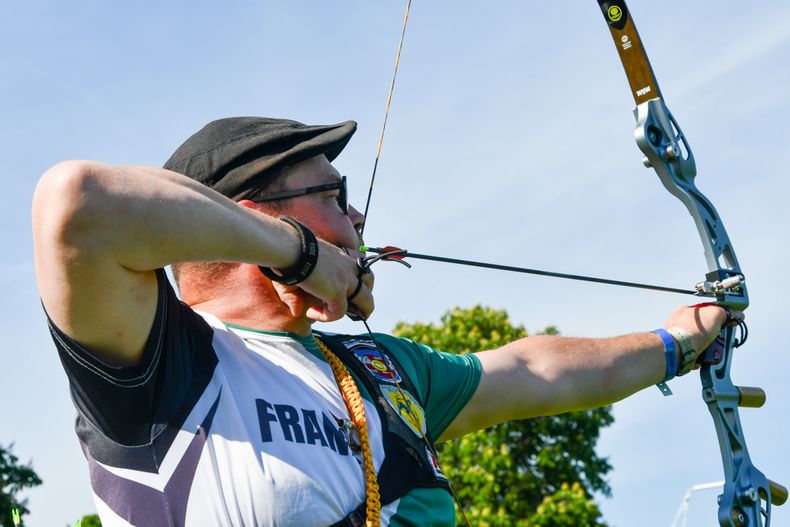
{"left": 349, "top": 347, "right": 402, "bottom": 384}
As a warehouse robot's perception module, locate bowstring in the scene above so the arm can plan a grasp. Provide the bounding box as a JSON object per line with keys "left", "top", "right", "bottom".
{"left": 356, "top": 3, "right": 472, "bottom": 525}
{"left": 360, "top": 0, "right": 412, "bottom": 238}
{"left": 358, "top": 318, "right": 472, "bottom": 527}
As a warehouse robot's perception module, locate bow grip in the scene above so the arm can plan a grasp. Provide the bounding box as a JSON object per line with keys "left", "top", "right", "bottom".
{"left": 701, "top": 335, "right": 725, "bottom": 365}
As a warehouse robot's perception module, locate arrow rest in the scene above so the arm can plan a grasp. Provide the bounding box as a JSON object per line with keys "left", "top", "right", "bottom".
{"left": 697, "top": 272, "right": 747, "bottom": 297}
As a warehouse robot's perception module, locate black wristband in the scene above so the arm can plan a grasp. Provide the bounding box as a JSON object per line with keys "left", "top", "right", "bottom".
{"left": 259, "top": 216, "right": 319, "bottom": 286}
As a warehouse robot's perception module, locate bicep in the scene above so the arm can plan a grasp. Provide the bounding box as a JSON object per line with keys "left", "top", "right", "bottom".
{"left": 437, "top": 343, "right": 569, "bottom": 442}
{"left": 436, "top": 348, "right": 527, "bottom": 441}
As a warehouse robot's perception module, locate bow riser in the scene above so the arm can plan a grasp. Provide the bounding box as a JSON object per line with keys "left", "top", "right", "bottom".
{"left": 633, "top": 98, "right": 747, "bottom": 310}
{"left": 701, "top": 327, "right": 772, "bottom": 526}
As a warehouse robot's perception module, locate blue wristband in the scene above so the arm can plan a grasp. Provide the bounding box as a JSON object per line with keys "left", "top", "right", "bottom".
{"left": 653, "top": 328, "right": 677, "bottom": 381}
{"left": 653, "top": 329, "right": 677, "bottom": 396}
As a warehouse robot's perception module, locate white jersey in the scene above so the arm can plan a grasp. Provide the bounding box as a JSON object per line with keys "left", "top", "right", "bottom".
{"left": 49, "top": 271, "right": 480, "bottom": 526}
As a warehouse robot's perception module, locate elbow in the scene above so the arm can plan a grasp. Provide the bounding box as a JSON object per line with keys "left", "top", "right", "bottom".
{"left": 518, "top": 337, "right": 616, "bottom": 415}
{"left": 32, "top": 160, "right": 110, "bottom": 250}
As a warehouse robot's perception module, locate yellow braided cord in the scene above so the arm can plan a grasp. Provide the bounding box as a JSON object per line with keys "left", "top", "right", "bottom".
{"left": 315, "top": 338, "right": 381, "bottom": 527}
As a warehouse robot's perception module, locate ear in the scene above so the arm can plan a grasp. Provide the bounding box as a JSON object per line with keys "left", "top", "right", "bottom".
{"left": 238, "top": 199, "right": 282, "bottom": 217}
{"left": 237, "top": 199, "right": 260, "bottom": 210}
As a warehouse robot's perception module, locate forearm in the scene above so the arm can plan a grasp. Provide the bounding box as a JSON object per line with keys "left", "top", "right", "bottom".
{"left": 476, "top": 332, "right": 666, "bottom": 420}
{"left": 443, "top": 307, "right": 728, "bottom": 439}
{"left": 34, "top": 160, "right": 302, "bottom": 272}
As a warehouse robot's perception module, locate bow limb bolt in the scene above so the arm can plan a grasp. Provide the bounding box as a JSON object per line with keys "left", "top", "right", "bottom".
{"left": 596, "top": 1, "right": 786, "bottom": 525}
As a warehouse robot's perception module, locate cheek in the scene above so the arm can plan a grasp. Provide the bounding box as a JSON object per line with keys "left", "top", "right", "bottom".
{"left": 284, "top": 204, "right": 359, "bottom": 248}
{"left": 325, "top": 218, "right": 362, "bottom": 249}
{"left": 292, "top": 211, "right": 344, "bottom": 242}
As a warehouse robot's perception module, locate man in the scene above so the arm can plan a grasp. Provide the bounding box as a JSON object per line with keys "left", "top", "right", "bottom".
{"left": 33, "top": 116, "right": 730, "bottom": 526}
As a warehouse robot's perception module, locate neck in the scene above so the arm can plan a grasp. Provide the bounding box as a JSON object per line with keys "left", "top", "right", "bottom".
{"left": 195, "top": 297, "right": 314, "bottom": 336}
{"left": 182, "top": 265, "right": 314, "bottom": 337}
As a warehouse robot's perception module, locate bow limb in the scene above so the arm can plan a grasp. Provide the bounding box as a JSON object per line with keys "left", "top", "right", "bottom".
{"left": 596, "top": 1, "right": 785, "bottom": 525}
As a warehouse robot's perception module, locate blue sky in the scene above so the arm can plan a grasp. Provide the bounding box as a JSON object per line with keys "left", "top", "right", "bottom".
{"left": 2, "top": 2, "right": 789, "bottom": 525}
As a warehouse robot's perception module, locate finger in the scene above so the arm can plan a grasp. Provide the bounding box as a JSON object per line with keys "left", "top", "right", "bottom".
{"left": 345, "top": 304, "right": 365, "bottom": 321}
{"left": 306, "top": 296, "right": 348, "bottom": 322}
{"left": 726, "top": 310, "right": 745, "bottom": 325}
{"left": 344, "top": 262, "right": 374, "bottom": 317}
{"left": 360, "top": 270, "right": 374, "bottom": 292}
{"left": 346, "top": 302, "right": 371, "bottom": 321}
{"left": 347, "top": 285, "right": 374, "bottom": 321}
{"left": 693, "top": 302, "right": 730, "bottom": 329}
{"left": 347, "top": 276, "right": 364, "bottom": 302}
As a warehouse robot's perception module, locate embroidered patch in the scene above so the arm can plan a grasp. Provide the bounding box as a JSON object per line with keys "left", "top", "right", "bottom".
{"left": 380, "top": 385, "right": 426, "bottom": 436}
{"left": 345, "top": 341, "right": 402, "bottom": 383}
{"left": 425, "top": 446, "right": 448, "bottom": 481}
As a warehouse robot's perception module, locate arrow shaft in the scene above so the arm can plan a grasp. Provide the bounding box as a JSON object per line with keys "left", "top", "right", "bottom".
{"left": 369, "top": 247, "right": 697, "bottom": 296}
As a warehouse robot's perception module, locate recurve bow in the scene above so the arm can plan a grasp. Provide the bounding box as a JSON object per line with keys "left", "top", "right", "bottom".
{"left": 595, "top": 1, "right": 787, "bottom": 525}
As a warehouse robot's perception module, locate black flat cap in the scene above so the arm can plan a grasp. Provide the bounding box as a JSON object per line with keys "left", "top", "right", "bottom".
{"left": 163, "top": 117, "right": 357, "bottom": 200}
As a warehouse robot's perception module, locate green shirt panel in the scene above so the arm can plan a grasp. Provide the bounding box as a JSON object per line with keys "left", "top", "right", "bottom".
{"left": 368, "top": 333, "right": 481, "bottom": 441}
{"left": 389, "top": 487, "right": 456, "bottom": 527}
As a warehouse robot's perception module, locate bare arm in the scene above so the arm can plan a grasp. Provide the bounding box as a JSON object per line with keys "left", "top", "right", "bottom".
{"left": 438, "top": 305, "right": 728, "bottom": 441}
{"left": 33, "top": 160, "right": 364, "bottom": 366}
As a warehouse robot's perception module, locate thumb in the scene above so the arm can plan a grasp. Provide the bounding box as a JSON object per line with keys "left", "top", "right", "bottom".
{"left": 271, "top": 283, "right": 309, "bottom": 318}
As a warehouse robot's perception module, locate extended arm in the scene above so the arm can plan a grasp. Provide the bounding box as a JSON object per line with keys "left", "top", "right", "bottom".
{"left": 439, "top": 304, "right": 728, "bottom": 441}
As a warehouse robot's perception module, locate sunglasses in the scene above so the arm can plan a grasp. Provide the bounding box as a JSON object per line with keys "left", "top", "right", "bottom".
{"left": 254, "top": 176, "right": 348, "bottom": 215}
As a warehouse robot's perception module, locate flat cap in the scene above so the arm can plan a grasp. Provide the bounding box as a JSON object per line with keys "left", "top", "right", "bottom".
{"left": 163, "top": 117, "right": 357, "bottom": 200}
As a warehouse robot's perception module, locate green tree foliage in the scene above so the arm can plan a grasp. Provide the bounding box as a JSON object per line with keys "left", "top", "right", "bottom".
{"left": 528, "top": 482, "right": 607, "bottom": 527}
{"left": 0, "top": 444, "right": 42, "bottom": 527}
{"left": 68, "top": 513, "right": 102, "bottom": 527}
{"left": 393, "top": 305, "right": 612, "bottom": 526}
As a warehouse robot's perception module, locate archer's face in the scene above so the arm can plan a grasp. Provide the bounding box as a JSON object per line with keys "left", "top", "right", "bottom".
{"left": 270, "top": 155, "right": 365, "bottom": 254}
